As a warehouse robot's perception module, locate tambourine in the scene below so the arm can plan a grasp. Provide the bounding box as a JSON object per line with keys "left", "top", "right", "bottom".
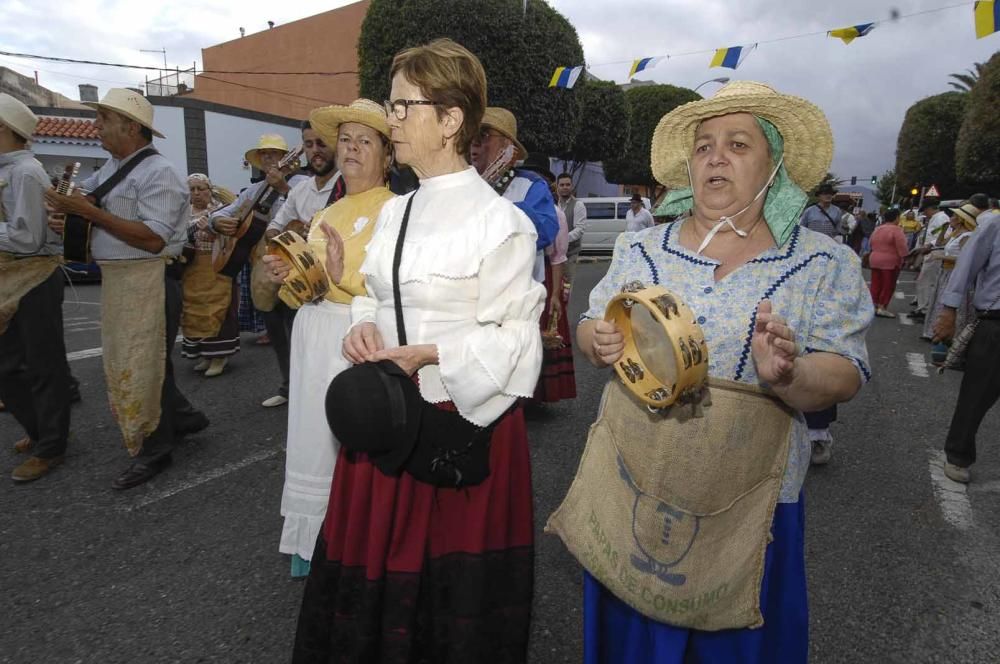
{"left": 604, "top": 281, "right": 709, "bottom": 409}
{"left": 270, "top": 230, "right": 329, "bottom": 308}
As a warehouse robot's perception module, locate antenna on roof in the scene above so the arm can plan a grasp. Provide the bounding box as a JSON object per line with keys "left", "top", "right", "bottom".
{"left": 239, "top": 27, "right": 245, "bottom": 37}
{"left": 267, "top": 21, "right": 274, "bottom": 29}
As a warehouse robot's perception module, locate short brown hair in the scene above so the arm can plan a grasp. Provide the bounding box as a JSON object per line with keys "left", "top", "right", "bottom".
{"left": 390, "top": 38, "right": 487, "bottom": 157}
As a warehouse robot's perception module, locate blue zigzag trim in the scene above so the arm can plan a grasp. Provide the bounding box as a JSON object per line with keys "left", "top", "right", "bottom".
{"left": 804, "top": 346, "right": 872, "bottom": 383}
{"left": 660, "top": 222, "right": 715, "bottom": 266}
{"left": 748, "top": 225, "right": 801, "bottom": 264}
{"left": 629, "top": 242, "right": 660, "bottom": 285}
{"left": 734, "top": 251, "right": 834, "bottom": 381}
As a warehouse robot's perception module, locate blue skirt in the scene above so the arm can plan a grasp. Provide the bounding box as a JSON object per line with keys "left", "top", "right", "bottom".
{"left": 583, "top": 499, "right": 807, "bottom": 664}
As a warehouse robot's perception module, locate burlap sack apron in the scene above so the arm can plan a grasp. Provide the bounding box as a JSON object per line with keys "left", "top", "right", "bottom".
{"left": 546, "top": 377, "right": 793, "bottom": 631}
{"left": 181, "top": 250, "right": 232, "bottom": 338}
{"left": 98, "top": 258, "right": 167, "bottom": 456}
{"left": 0, "top": 253, "right": 62, "bottom": 335}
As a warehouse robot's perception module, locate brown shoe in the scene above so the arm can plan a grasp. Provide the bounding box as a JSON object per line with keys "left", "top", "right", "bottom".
{"left": 13, "top": 436, "right": 34, "bottom": 454}
{"left": 12, "top": 456, "right": 64, "bottom": 483}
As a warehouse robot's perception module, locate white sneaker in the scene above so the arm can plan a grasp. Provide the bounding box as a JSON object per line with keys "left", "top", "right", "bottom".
{"left": 262, "top": 395, "right": 288, "bottom": 408}
{"left": 810, "top": 440, "right": 832, "bottom": 466}
{"left": 204, "top": 357, "right": 228, "bottom": 377}
{"left": 943, "top": 461, "right": 971, "bottom": 484}
{"left": 193, "top": 359, "right": 210, "bottom": 372}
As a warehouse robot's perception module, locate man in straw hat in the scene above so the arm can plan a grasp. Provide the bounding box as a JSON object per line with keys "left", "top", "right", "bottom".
{"left": 46, "top": 88, "right": 208, "bottom": 490}
{"left": 211, "top": 133, "right": 308, "bottom": 408}
{"left": 470, "top": 106, "right": 557, "bottom": 282}
{"left": 0, "top": 93, "right": 73, "bottom": 483}
{"left": 569, "top": 81, "right": 871, "bottom": 662}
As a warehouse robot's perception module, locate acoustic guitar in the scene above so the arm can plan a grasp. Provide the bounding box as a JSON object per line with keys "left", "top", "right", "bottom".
{"left": 52, "top": 163, "right": 88, "bottom": 262}
{"left": 212, "top": 146, "right": 304, "bottom": 278}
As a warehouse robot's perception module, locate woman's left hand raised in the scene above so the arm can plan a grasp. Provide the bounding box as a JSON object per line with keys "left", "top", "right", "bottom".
{"left": 369, "top": 344, "right": 438, "bottom": 376}
{"left": 751, "top": 299, "right": 799, "bottom": 387}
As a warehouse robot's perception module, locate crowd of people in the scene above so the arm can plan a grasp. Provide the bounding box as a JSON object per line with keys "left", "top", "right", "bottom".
{"left": 1, "top": 34, "right": 999, "bottom": 663}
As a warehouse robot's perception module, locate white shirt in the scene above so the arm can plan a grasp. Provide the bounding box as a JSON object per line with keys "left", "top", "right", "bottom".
{"left": 268, "top": 172, "right": 341, "bottom": 233}
{"left": 923, "top": 211, "right": 950, "bottom": 246}
{"left": 624, "top": 207, "right": 655, "bottom": 232}
{"left": 352, "top": 167, "right": 544, "bottom": 426}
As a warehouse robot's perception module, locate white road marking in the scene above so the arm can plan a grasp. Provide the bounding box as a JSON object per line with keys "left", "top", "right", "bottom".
{"left": 895, "top": 291, "right": 906, "bottom": 299}
{"left": 929, "top": 450, "right": 973, "bottom": 530}
{"left": 907, "top": 352, "right": 930, "bottom": 378}
{"left": 899, "top": 314, "right": 915, "bottom": 326}
{"left": 66, "top": 324, "right": 102, "bottom": 334}
{"left": 64, "top": 316, "right": 90, "bottom": 322}
{"left": 122, "top": 448, "right": 280, "bottom": 511}
{"left": 67, "top": 336, "right": 182, "bottom": 362}
{"left": 63, "top": 301, "right": 102, "bottom": 306}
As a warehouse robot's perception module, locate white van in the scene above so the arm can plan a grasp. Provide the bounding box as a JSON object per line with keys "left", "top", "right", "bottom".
{"left": 579, "top": 196, "right": 653, "bottom": 253}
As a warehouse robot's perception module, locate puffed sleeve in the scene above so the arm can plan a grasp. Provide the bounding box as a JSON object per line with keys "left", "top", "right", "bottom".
{"left": 579, "top": 229, "right": 642, "bottom": 322}
{"left": 804, "top": 245, "right": 874, "bottom": 383}
{"left": 436, "top": 230, "right": 545, "bottom": 426}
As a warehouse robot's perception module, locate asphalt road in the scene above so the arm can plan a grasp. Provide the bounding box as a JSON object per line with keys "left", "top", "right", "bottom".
{"left": 1, "top": 264, "right": 999, "bottom": 664}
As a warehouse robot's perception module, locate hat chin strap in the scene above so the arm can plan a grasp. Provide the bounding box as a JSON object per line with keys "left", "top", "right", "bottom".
{"left": 688, "top": 157, "right": 784, "bottom": 255}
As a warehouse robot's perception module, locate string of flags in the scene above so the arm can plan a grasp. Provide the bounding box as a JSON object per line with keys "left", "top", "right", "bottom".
{"left": 548, "top": 2, "right": 999, "bottom": 90}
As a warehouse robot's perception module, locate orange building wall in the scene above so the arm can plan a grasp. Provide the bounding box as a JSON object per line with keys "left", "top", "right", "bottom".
{"left": 188, "top": 0, "right": 370, "bottom": 119}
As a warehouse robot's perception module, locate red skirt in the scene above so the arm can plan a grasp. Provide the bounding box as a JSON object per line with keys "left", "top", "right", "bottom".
{"left": 292, "top": 405, "right": 534, "bottom": 664}
{"left": 534, "top": 260, "right": 576, "bottom": 402}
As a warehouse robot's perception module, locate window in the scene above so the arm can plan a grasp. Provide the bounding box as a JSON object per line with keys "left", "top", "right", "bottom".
{"left": 584, "top": 202, "right": 616, "bottom": 219}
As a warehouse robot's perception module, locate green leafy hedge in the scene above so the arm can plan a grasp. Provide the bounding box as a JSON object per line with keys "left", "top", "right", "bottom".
{"left": 894, "top": 92, "right": 970, "bottom": 199}
{"left": 956, "top": 51, "right": 1000, "bottom": 193}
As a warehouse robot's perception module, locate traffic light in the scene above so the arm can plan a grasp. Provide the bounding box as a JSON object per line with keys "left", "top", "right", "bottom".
{"left": 851, "top": 176, "right": 857, "bottom": 185}
{"left": 911, "top": 187, "right": 919, "bottom": 196}
{"left": 871, "top": 176, "right": 877, "bottom": 185}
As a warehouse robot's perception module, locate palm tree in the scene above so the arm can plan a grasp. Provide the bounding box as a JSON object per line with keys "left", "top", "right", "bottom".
{"left": 948, "top": 62, "right": 984, "bottom": 92}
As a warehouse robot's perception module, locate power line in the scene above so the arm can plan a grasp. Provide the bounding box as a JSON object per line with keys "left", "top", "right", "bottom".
{"left": 0, "top": 49, "right": 357, "bottom": 77}
{"left": 196, "top": 74, "right": 342, "bottom": 106}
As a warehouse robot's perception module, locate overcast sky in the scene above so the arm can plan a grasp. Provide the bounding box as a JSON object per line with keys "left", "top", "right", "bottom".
{"left": 2, "top": 0, "right": 997, "bottom": 191}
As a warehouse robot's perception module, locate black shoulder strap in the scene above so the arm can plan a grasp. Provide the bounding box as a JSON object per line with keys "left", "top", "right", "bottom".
{"left": 90, "top": 147, "right": 159, "bottom": 206}
{"left": 817, "top": 205, "right": 838, "bottom": 226}
{"left": 325, "top": 175, "right": 346, "bottom": 207}
{"left": 391, "top": 193, "right": 417, "bottom": 347}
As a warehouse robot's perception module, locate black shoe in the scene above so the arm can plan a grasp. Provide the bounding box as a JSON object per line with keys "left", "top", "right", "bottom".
{"left": 112, "top": 456, "right": 172, "bottom": 490}
{"left": 69, "top": 375, "right": 82, "bottom": 404}
{"left": 175, "top": 412, "right": 210, "bottom": 437}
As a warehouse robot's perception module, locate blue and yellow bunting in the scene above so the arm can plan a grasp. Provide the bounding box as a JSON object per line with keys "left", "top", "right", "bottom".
{"left": 709, "top": 45, "right": 753, "bottom": 70}
{"left": 975, "top": 1, "right": 999, "bottom": 38}
{"left": 628, "top": 56, "right": 665, "bottom": 79}
{"left": 828, "top": 23, "right": 875, "bottom": 44}
{"left": 548, "top": 65, "right": 584, "bottom": 89}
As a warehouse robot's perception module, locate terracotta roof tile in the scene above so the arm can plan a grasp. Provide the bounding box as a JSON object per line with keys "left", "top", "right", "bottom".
{"left": 34, "top": 117, "right": 100, "bottom": 140}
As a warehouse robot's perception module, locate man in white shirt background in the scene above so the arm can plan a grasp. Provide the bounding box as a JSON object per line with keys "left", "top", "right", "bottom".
{"left": 624, "top": 193, "right": 655, "bottom": 232}
{"left": 556, "top": 173, "right": 587, "bottom": 291}
{"left": 912, "top": 200, "right": 948, "bottom": 320}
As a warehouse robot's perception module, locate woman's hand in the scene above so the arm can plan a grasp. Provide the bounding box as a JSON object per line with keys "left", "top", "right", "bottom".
{"left": 343, "top": 322, "right": 385, "bottom": 364}
{"left": 369, "top": 344, "right": 438, "bottom": 376}
{"left": 586, "top": 319, "right": 625, "bottom": 368}
{"left": 261, "top": 253, "right": 291, "bottom": 285}
{"left": 751, "top": 299, "right": 798, "bottom": 387}
{"left": 320, "top": 224, "right": 345, "bottom": 283}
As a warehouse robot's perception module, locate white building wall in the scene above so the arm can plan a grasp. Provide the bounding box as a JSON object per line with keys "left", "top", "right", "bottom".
{"left": 151, "top": 106, "right": 187, "bottom": 175}
{"left": 204, "top": 112, "right": 301, "bottom": 193}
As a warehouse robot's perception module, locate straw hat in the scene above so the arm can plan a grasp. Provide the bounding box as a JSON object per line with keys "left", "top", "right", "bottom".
{"left": 309, "top": 98, "right": 390, "bottom": 146}
{"left": 482, "top": 107, "right": 528, "bottom": 161}
{"left": 953, "top": 203, "right": 982, "bottom": 231}
{"left": 0, "top": 93, "right": 39, "bottom": 141}
{"left": 83, "top": 88, "right": 164, "bottom": 138}
{"left": 244, "top": 134, "right": 290, "bottom": 170}
{"left": 650, "top": 81, "right": 833, "bottom": 192}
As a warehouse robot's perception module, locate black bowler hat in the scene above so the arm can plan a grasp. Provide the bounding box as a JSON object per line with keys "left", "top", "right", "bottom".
{"left": 325, "top": 360, "right": 422, "bottom": 477}
{"left": 630, "top": 193, "right": 643, "bottom": 203}
{"left": 816, "top": 183, "right": 836, "bottom": 195}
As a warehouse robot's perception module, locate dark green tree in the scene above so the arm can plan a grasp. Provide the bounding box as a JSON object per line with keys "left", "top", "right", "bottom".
{"left": 875, "top": 169, "right": 898, "bottom": 206}
{"left": 357, "top": 0, "right": 585, "bottom": 155}
{"left": 895, "top": 92, "right": 970, "bottom": 200}
{"left": 956, "top": 51, "right": 1000, "bottom": 193}
{"left": 567, "top": 79, "right": 629, "bottom": 165}
{"left": 947, "top": 62, "right": 984, "bottom": 93}
{"left": 603, "top": 84, "right": 700, "bottom": 194}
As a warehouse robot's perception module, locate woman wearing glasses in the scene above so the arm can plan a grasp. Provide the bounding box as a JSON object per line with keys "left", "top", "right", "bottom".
{"left": 292, "top": 39, "right": 544, "bottom": 663}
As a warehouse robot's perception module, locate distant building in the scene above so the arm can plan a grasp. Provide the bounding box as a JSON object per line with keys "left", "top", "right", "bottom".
{"left": 0, "top": 67, "right": 89, "bottom": 110}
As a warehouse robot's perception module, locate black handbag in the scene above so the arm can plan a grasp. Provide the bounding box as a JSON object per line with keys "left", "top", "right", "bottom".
{"left": 326, "top": 193, "right": 501, "bottom": 488}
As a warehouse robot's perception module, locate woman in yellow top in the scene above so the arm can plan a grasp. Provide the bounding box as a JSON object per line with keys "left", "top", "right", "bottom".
{"left": 262, "top": 99, "right": 395, "bottom": 577}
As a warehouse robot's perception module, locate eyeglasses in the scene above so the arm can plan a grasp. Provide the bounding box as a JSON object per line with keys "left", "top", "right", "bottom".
{"left": 476, "top": 129, "right": 503, "bottom": 142}
{"left": 384, "top": 99, "right": 440, "bottom": 120}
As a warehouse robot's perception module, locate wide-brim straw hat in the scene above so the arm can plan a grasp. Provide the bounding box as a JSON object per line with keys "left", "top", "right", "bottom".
{"left": 0, "top": 93, "right": 39, "bottom": 141}
{"left": 83, "top": 88, "right": 165, "bottom": 139}
{"left": 953, "top": 203, "right": 982, "bottom": 231}
{"left": 482, "top": 107, "right": 528, "bottom": 161}
{"left": 310, "top": 98, "right": 390, "bottom": 146}
{"left": 244, "top": 134, "right": 290, "bottom": 170}
{"left": 650, "top": 81, "right": 833, "bottom": 192}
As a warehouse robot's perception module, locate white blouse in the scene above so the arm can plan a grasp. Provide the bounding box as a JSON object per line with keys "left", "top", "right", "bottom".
{"left": 352, "top": 166, "right": 545, "bottom": 426}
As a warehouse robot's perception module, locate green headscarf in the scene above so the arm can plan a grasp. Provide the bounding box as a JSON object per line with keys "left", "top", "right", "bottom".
{"left": 654, "top": 117, "right": 808, "bottom": 249}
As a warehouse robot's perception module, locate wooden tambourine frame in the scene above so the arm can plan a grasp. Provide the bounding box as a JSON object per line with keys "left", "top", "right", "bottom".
{"left": 269, "top": 230, "right": 330, "bottom": 308}
{"left": 604, "top": 281, "right": 709, "bottom": 408}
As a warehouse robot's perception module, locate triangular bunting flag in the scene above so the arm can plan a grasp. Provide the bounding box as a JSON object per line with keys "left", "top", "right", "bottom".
{"left": 974, "top": 1, "right": 999, "bottom": 38}
{"left": 709, "top": 45, "right": 755, "bottom": 70}
{"left": 549, "top": 66, "right": 585, "bottom": 89}
{"left": 628, "top": 56, "right": 665, "bottom": 79}
{"left": 828, "top": 23, "right": 876, "bottom": 44}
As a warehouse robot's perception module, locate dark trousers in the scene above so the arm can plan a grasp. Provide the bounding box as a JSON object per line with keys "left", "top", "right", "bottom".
{"left": 136, "top": 272, "right": 200, "bottom": 462}
{"left": 944, "top": 319, "right": 1000, "bottom": 468}
{"left": 804, "top": 405, "right": 837, "bottom": 430}
{"left": 0, "top": 269, "right": 71, "bottom": 459}
{"left": 263, "top": 302, "right": 296, "bottom": 397}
